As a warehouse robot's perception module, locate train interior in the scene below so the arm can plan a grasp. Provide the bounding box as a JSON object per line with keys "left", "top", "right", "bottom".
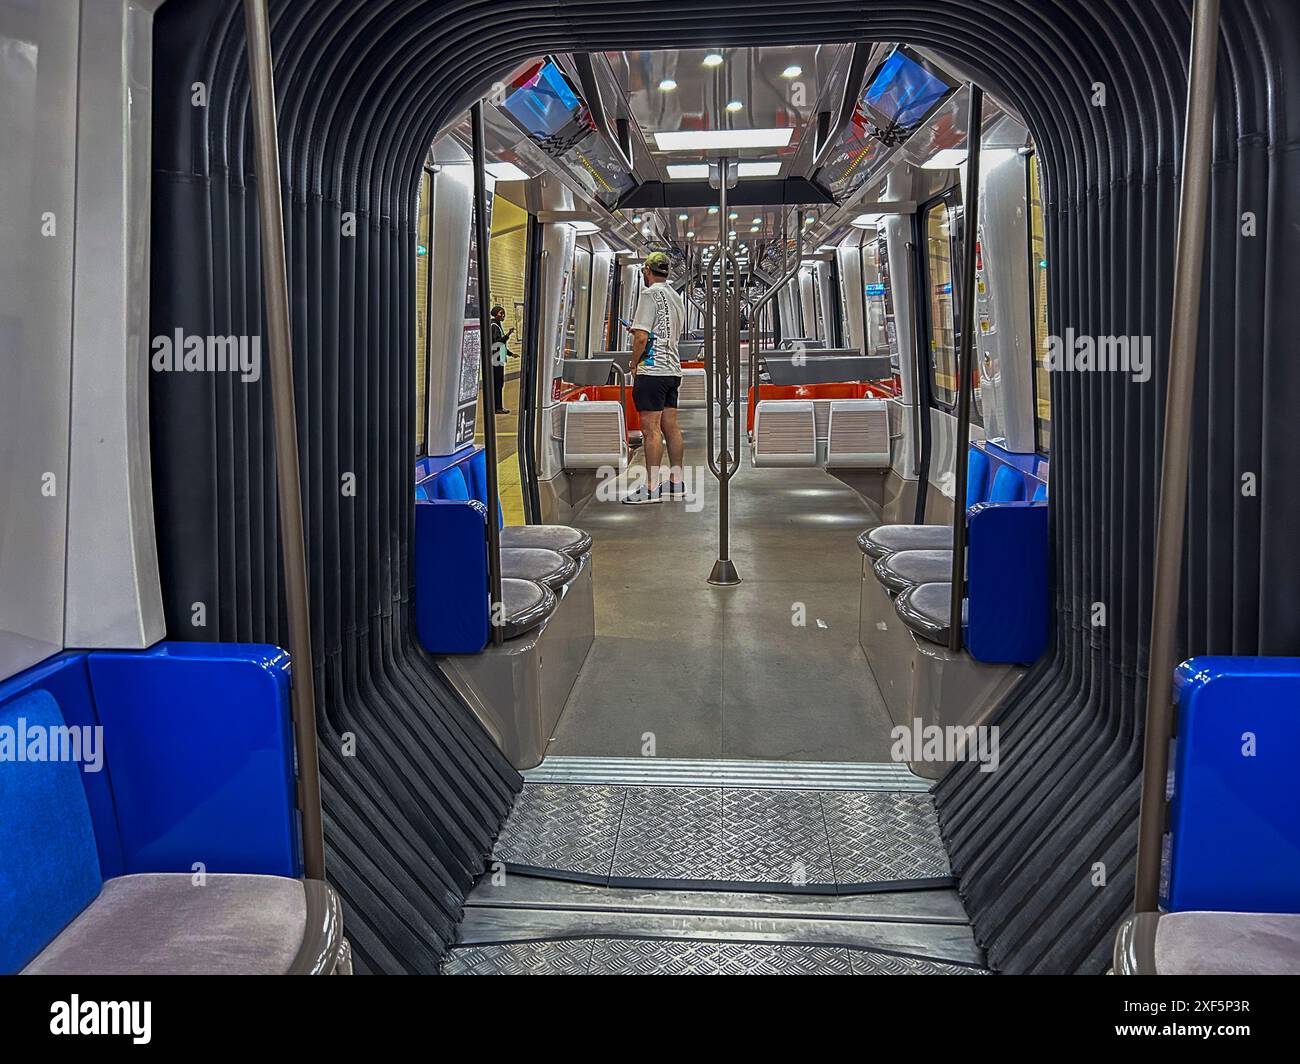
{"left": 3, "top": 0, "right": 1300, "bottom": 978}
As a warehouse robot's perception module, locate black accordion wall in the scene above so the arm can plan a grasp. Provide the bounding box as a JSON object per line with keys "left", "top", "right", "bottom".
{"left": 148, "top": 0, "right": 1300, "bottom": 973}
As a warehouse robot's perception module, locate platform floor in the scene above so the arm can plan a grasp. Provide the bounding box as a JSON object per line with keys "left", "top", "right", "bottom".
{"left": 548, "top": 404, "right": 893, "bottom": 762}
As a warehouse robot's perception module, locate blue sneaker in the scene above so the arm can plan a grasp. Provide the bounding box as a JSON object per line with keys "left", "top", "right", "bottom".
{"left": 663, "top": 480, "right": 688, "bottom": 502}
{"left": 621, "top": 484, "right": 663, "bottom": 505}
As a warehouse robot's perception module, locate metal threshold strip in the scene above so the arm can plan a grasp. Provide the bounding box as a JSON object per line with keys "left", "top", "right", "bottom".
{"left": 524, "top": 756, "right": 933, "bottom": 792}
{"left": 444, "top": 937, "right": 988, "bottom": 976}
{"left": 464, "top": 876, "right": 971, "bottom": 925}
{"left": 450, "top": 876, "right": 986, "bottom": 974}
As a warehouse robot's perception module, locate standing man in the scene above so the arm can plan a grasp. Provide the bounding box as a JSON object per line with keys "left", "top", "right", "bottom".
{"left": 622, "top": 251, "right": 687, "bottom": 504}
{"left": 489, "top": 304, "right": 514, "bottom": 414}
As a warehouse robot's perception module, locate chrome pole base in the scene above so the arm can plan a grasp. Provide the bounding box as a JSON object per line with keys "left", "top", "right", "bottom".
{"left": 707, "top": 559, "right": 742, "bottom": 586}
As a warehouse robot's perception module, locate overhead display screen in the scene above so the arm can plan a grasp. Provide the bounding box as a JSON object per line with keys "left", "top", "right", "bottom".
{"left": 499, "top": 58, "right": 634, "bottom": 210}
{"left": 815, "top": 46, "right": 955, "bottom": 203}
{"left": 503, "top": 60, "right": 584, "bottom": 142}
{"left": 863, "top": 49, "right": 952, "bottom": 130}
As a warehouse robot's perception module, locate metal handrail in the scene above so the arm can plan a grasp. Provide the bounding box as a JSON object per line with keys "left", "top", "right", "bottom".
{"left": 707, "top": 242, "right": 744, "bottom": 587}
{"left": 609, "top": 361, "right": 631, "bottom": 416}
{"left": 1134, "top": 0, "right": 1222, "bottom": 915}
{"left": 704, "top": 159, "right": 742, "bottom": 586}
{"left": 241, "top": 0, "right": 326, "bottom": 880}
{"left": 905, "top": 239, "right": 923, "bottom": 477}
{"left": 470, "top": 102, "right": 505, "bottom": 646}
{"left": 947, "top": 84, "right": 983, "bottom": 654}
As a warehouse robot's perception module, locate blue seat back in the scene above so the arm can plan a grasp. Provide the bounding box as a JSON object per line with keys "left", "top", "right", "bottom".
{"left": 987, "top": 464, "right": 1028, "bottom": 503}
{"left": 965, "top": 447, "right": 991, "bottom": 509}
{"left": 435, "top": 466, "right": 471, "bottom": 501}
{"left": 0, "top": 689, "right": 103, "bottom": 974}
{"left": 1166, "top": 657, "right": 1300, "bottom": 913}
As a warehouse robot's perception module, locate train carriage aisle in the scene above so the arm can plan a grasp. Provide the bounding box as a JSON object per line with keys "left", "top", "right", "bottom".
{"left": 8, "top": 0, "right": 1300, "bottom": 987}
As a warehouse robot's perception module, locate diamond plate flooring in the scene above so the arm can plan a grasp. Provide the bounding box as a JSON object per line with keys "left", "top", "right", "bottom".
{"left": 444, "top": 938, "right": 987, "bottom": 975}
{"left": 492, "top": 782, "right": 951, "bottom": 892}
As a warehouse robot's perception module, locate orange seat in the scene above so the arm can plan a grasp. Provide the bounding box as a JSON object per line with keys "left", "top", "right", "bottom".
{"left": 745, "top": 380, "right": 896, "bottom": 431}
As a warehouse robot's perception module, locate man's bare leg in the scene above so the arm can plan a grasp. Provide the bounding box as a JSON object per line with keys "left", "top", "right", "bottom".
{"left": 640, "top": 409, "right": 664, "bottom": 490}
{"left": 660, "top": 406, "right": 685, "bottom": 485}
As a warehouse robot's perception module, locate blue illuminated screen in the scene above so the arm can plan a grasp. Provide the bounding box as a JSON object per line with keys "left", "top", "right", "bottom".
{"left": 504, "top": 60, "right": 584, "bottom": 140}
{"left": 864, "top": 50, "right": 951, "bottom": 129}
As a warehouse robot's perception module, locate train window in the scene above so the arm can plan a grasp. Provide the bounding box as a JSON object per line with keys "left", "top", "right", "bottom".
{"left": 565, "top": 241, "right": 592, "bottom": 356}
{"left": 922, "top": 190, "right": 982, "bottom": 428}
{"left": 863, "top": 234, "right": 893, "bottom": 361}
{"left": 1028, "top": 154, "right": 1052, "bottom": 453}
{"left": 414, "top": 168, "right": 433, "bottom": 455}
{"left": 923, "top": 197, "right": 959, "bottom": 409}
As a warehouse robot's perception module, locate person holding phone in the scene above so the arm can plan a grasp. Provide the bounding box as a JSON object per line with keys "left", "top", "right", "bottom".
{"left": 489, "top": 304, "right": 515, "bottom": 414}
{"left": 622, "top": 252, "right": 687, "bottom": 504}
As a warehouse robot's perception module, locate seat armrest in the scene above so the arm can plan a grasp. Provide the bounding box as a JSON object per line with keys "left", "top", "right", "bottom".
{"left": 1113, "top": 912, "right": 1161, "bottom": 974}
{"left": 288, "top": 879, "right": 348, "bottom": 974}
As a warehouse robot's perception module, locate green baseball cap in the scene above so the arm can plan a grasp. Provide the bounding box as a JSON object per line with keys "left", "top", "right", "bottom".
{"left": 643, "top": 251, "right": 672, "bottom": 277}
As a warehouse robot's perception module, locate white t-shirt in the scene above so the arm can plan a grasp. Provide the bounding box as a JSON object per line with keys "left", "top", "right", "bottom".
{"left": 630, "top": 281, "right": 686, "bottom": 377}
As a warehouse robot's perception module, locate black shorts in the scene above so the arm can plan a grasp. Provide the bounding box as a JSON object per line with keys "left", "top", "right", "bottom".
{"left": 632, "top": 374, "right": 681, "bottom": 412}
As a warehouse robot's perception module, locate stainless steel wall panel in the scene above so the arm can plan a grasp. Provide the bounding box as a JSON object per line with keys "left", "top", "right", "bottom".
{"left": 0, "top": 0, "right": 80, "bottom": 680}
{"left": 64, "top": 0, "right": 166, "bottom": 650}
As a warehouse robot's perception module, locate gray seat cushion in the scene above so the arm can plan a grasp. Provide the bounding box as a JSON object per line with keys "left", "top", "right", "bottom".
{"left": 500, "top": 547, "right": 577, "bottom": 591}
{"left": 857, "top": 523, "right": 954, "bottom": 560}
{"left": 1115, "top": 911, "right": 1300, "bottom": 975}
{"left": 872, "top": 549, "right": 955, "bottom": 595}
{"left": 893, "top": 581, "right": 967, "bottom": 646}
{"left": 499, "top": 524, "right": 593, "bottom": 558}
{"left": 499, "top": 577, "right": 557, "bottom": 640}
{"left": 1156, "top": 912, "right": 1300, "bottom": 975}
{"left": 22, "top": 873, "right": 343, "bottom": 975}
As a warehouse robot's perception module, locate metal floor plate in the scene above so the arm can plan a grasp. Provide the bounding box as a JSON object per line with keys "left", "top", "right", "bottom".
{"left": 524, "top": 757, "right": 932, "bottom": 791}
{"left": 444, "top": 937, "right": 986, "bottom": 976}
{"left": 492, "top": 783, "right": 952, "bottom": 892}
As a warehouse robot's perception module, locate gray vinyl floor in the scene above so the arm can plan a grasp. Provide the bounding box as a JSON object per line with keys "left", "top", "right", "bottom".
{"left": 548, "top": 404, "right": 894, "bottom": 762}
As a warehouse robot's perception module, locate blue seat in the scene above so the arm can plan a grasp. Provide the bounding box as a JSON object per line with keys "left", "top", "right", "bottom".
{"left": 0, "top": 689, "right": 103, "bottom": 975}
{"left": 966, "top": 446, "right": 991, "bottom": 509}
{"left": 865, "top": 442, "right": 1049, "bottom": 665}
{"left": 414, "top": 447, "right": 593, "bottom": 653}
{"left": 0, "top": 647, "right": 345, "bottom": 975}
{"left": 964, "top": 501, "right": 1049, "bottom": 663}
{"left": 987, "top": 463, "right": 1027, "bottom": 503}
{"left": 1166, "top": 657, "right": 1300, "bottom": 914}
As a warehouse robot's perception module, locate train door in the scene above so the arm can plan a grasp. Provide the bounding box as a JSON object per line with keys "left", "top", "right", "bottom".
{"left": 483, "top": 187, "right": 531, "bottom": 522}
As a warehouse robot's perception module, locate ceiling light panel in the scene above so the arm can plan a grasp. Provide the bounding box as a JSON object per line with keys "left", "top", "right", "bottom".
{"left": 652, "top": 128, "right": 795, "bottom": 151}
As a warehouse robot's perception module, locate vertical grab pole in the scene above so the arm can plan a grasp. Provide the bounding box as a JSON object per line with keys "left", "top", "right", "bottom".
{"left": 709, "top": 157, "right": 742, "bottom": 586}
{"left": 947, "top": 84, "right": 984, "bottom": 653}
{"left": 242, "top": 0, "right": 326, "bottom": 879}
{"left": 703, "top": 255, "right": 721, "bottom": 481}
{"left": 1134, "top": 0, "right": 1222, "bottom": 914}
{"left": 470, "top": 101, "right": 505, "bottom": 645}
